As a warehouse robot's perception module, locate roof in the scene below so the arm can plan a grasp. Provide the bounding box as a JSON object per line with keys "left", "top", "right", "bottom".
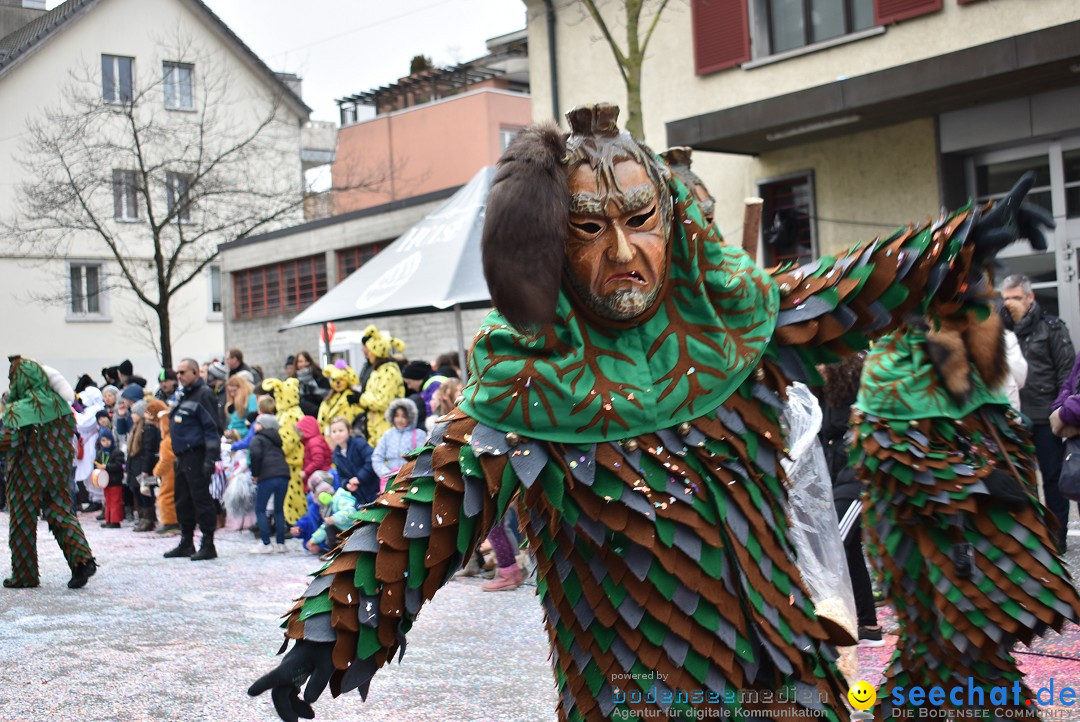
{"left": 0, "top": 0, "right": 311, "bottom": 117}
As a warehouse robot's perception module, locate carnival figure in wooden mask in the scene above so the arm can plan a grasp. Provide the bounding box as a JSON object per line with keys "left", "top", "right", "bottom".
{"left": 251, "top": 104, "right": 1075, "bottom": 722}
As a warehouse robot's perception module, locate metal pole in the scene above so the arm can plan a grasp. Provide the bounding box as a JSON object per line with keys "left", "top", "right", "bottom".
{"left": 454, "top": 304, "right": 468, "bottom": 383}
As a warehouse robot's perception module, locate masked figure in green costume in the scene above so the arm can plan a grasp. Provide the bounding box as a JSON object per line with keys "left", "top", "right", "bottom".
{"left": 1, "top": 355, "right": 96, "bottom": 589}
{"left": 250, "top": 103, "right": 1072, "bottom": 722}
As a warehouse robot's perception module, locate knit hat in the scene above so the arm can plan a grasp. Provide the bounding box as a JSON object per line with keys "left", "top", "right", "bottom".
{"left": 207, "top": 361, "right": 228, "bottom": 383}
{"left": 158, "top": 368, "right": 177, "bottom": 382}
{"left": 101, "top": 384, "right": 120, "bottom": 400}
{"left": 97, "top": 427, "right": 114, "bottom": 446}
{"left": 120, "top": 383, "right": 144, "bottom": 402}
{"left": 132, "top": 399, "right": 148, "bottom": 417}
{"left": 117, "top": 359, "right": 134, "bottom": 377}
{"left": 310, "top": 472, "right": 335, "bottom": 510}
{"left": 401, "top": 360, "right": 431, "bottom": 381}
{"left": 255, "top": 414, "right": 279, "bottom": 431}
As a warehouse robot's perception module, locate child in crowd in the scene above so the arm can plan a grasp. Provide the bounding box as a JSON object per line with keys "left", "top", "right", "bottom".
{"left": 232, "top": 396, "right": 275, "bottom": 452}
{"left": 371, "top": 398, "right": 423, "bottom": 490}
{"left": 248, "top": 414, "right": 290, "bottom": 553}
{"left": 95, "top": 428, "right": 125, "bottom": 528}
{"left": 148, "top": 400, "right": 179, "bottom": 535}
{"left": 291, "top": 472, "right": 335, "bottom": 553}
{"left": 296, "top": 415, "right": 332, "bottom": 491}
{"left": 307, "top": 473, "right": 362, "bottom": 554}
{"left": 95, "top": 409, "right": 111, "bottom": 430}
{"left": 328, "top": 417, "right": 378, "bottom": 506}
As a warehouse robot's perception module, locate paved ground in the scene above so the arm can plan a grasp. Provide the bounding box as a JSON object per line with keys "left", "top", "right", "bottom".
{"left": 1, "top": 512, "right": 1079, "bottom": 721}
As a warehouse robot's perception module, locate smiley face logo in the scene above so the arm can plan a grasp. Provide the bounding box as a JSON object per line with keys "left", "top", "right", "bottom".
{"left": 848, "top": 680, "right": 877, "bottom": 711}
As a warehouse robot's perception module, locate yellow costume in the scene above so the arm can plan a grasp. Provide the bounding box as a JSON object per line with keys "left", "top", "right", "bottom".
{"left": 317, "top": 363, "right": 361, "bottom": 433}
{"left": 261, "top": 377, "right": 306, "bottom": 525}
{"left": 356, "top": 325, "right": 405, "bottom": 446}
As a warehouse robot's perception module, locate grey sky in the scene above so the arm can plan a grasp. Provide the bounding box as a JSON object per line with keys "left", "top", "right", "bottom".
{"left": 47, "top": 0, "right": 529, "bottom": 123}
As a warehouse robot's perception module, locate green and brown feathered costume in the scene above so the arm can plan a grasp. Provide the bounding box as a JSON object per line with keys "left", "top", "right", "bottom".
{"left": 268, "top": 161, "right": 1072, "bottom": 720}
{"left": 852, "top": 295, "right": 1080, "bottom": 716}
{"left": 1, "top": 356, "right": 94, "bottom": 587}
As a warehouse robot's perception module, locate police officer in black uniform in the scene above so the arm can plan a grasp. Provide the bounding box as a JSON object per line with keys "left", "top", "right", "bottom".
{"left": 163, "top": 357, "right": 224, "bottom": 561}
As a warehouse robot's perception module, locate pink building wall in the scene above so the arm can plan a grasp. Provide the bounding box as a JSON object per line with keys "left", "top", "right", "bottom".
{"left": 332, "top": 89, "right": 532, "bottom": 214}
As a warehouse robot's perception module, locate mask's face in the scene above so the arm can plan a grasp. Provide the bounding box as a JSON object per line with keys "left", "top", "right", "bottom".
{"left": 331, "top": 376, "right": 348, "bottom": 393}
{"left": 565, "top": 160, "right": 667, "bottom": 321}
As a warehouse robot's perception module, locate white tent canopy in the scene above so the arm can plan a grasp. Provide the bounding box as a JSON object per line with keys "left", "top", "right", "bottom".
{"left": 283, "top": 167, "right": 496, "bottom": 374}
{"left": 283, "top": 165, "right": 494, "bottom": 330}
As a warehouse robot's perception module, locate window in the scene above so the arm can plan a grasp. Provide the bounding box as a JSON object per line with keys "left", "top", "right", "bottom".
{"left": 499, "top": 127, "right": 522, "bottom": 153}
{"left": 974, "top": 155, "right": 1052, "bottom": 213}
{"left": 757, "top": 0, "right": 875, "bottom": 55}
{"left": 163, "top": 62, "right": 194, "bottom": 110}
{"left": 758, "top": 172, "right": 816, "bottom": 266}
{"left": 112, "top": 170, "right": 138, "bottom": 221}
{"left": 209, "top": 264, "right": 222, "bottom": 315}
{"left": 69, "top": 262, "right": 106, "bottom": 317}
{"left": 336, "top": 242, "right": 385, "bottom": 281}
{"left": 166, "top": 171, "right": 194, "bottom": 223}
{"left": 232, "top": 255, "right": 328, "bottom": 319}
{"left": 101, "top": 55, "right": 133, "bottom": 104}
{"left": 1065, "top": 148, "right": 1080, "bottom": 220}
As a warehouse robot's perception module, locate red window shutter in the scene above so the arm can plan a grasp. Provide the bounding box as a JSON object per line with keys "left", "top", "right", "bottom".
{"left": 874, "top": 0, "right": 942, "bottom": 25}
{"left": 691, "top": 0, "right": 750, "bottom": 76}
{"left": 956, "top": 0, "right": 983, "bottom": 5}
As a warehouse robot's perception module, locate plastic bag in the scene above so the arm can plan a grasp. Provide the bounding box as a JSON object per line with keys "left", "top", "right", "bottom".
{"left": 781, "top": 383, "right": 858, "bottom": 651}
{"left": 222, "top": 451, "right": 255, "bottom": 520}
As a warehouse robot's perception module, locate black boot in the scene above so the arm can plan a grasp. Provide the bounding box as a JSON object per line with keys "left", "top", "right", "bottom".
{"left": 68, "top": 559, "right": 97, "bottom": 589}
{"left": 190, "top": 532, "right": 217, "bottom": 561}
{"left": 164, "top": 535, "right": 196, "bottom": 558}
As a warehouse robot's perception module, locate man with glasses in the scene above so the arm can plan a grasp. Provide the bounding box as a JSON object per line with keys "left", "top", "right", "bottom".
{"left": 163, "top": 358, "right": 223, "bottom": 561}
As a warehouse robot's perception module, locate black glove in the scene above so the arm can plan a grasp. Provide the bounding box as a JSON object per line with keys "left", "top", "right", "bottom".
{"left": 249, "top": 640, "right": 335, "bottom": 722}
{"left": 203, "top": 452, "right": 218, "bottom": 478}
{"left": 971, "top": 171, "right": 1055, "bottom": 264}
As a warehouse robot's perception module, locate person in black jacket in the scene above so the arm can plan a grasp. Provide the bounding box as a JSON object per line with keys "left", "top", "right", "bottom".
{"left": 1002, "top": 273, "right": 1077, "bottom": 549}
{"left": 165, "top": 358, "right": 224, "bottom": 561}
{"left": 125, "top": 401, "right": 161, "bottom": 532}
{"left": 249, "top": 414, "right": 290, "bottom": 553}
{"left": 95, "top": 429, "right": 126, "bottom": 529}
{"left": 819, "top": 354, "right": 882, "bottom": 647}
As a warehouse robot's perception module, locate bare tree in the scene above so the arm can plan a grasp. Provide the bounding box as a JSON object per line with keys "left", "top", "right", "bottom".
{"left": 578, "top": 0, "right": 672, "bottom": 139}
{"left": 3, "top": 36, "right": 317, "bottom": 367}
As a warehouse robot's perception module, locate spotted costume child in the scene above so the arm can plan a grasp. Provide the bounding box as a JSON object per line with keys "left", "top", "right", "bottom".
{"left": 317, "top": 362, "right": 362, "bottom": 434}
{"left": 1, "top": 356, "right": 96, "bottom": 589}
{"left": 262, "top": 378, "right": 307, "bottom": 525}
{"left": 250, "top": 105, "right": 1071, "bottom": 722}
{"left": 355, "top": 325, "right": 405, "bottom": 447}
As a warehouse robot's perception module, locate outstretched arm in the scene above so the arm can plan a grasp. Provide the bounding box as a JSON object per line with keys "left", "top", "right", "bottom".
{"left": 249, "top": 409, "right": 520, "bottom": 721}
{"left": 770, "top": 173, "right": 1052, "bottom": 380}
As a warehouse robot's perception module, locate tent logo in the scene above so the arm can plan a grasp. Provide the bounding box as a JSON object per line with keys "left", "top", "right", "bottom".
{"left": 355, "top": 252, "right": 422, "bottom": 310}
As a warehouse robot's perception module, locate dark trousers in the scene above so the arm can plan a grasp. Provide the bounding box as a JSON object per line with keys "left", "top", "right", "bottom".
{"left": 1032, "top": 423, "right": 1070, "bottom": 545}
{"left": 175, "top": 447, "right": 216, "bottom": 537}
{"left": 835, "top": 494, "right": 878, "bottom": 629}
{"left": 255, "top": 476, "right": 288, "bottom": 545}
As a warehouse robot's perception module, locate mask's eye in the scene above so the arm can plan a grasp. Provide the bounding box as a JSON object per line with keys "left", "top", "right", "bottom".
{"left": 626, "top": 206, "right": 656, "bottom": 228}
{"left": 571, "top": 220, "right": 603, "bottom": 234}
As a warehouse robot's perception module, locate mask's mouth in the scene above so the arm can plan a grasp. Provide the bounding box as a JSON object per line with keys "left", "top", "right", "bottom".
{"left": 605, "top": 270, "right": 646, "bottom": 287}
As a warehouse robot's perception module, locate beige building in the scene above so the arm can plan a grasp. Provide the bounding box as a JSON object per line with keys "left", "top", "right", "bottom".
{"left": 525, "top": 0, "right": 1080, "bottom": 335}
{"left": 0, "top": 0, "right": 310, "bottom": 383}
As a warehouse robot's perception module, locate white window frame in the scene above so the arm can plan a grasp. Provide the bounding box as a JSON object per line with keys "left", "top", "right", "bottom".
{"left": 162, "top": 61, "right": 194, "bottom": 110}
{"left": 113, "top": 169, "right": 139, "bottom": 221}
{"left": 166, "top": 171, "right": 194, "bottom": 224}
{"left": 67, "top": 261, "right": 110, "bottom": 322}
{"left": 101, "top": 54, "right": 133, "bottom": 104}
{"left": 499, "top": 126, "right": 522, "bottom": 153}
{"left": 207, "top": 264, "right": 223, "bottom": 320}
{"left": 746, "top": 0, "right": 883, "bottom": 68}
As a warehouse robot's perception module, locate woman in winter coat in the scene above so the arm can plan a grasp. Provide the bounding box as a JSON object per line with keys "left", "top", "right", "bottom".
{"left": 248, "top": 414, "right": 291, "bottom": 553}
{"left": 328, "top": 417, "right": 378, "bottom": 506}
{"left": 371, "top": 398, "right": 423, "bottom": 487}
{"left": 126, "top": 401, "right": 161, "bottom": 532}
{"left": 148, "top": 400, "right": 179, "bottom": 534}
{"left": 295, "top": 415, "right": 332, "bottom": 490}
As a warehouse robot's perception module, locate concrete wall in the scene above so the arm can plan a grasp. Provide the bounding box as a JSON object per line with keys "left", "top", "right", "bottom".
{"left": 523, "top": 0, "right": 1080, "bottom": 246}
{"left": 332, "top": 89, "right": 532, "bottom": 213}
{"left": 0, "top": 0, "right": 305, "bottom": 385}
{"left": 220, "top": 195, "right": 454, "bottom": 374}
